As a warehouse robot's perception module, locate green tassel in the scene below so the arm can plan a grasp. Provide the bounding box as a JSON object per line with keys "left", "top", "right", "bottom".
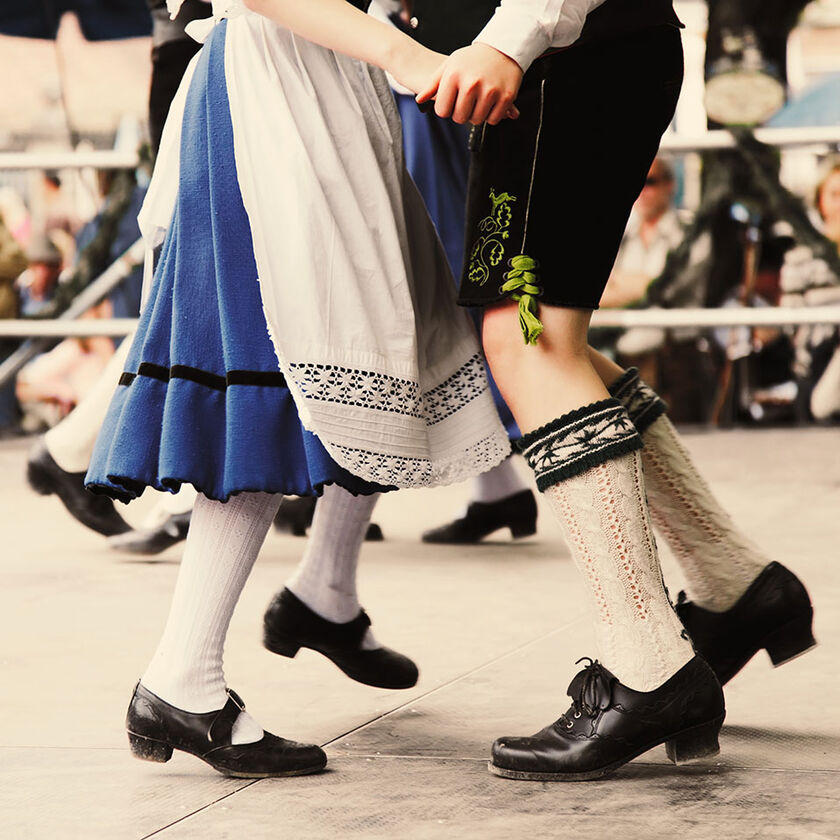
{"left": 518, "top": 295, "right": 543, "bottom": 346}
{"left": 501, "top": 255, "right": 544, "bottom": 345}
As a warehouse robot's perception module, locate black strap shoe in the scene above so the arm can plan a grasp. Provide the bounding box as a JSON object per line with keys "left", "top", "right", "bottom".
{"left": 108, "top": 512, "right": 192, "bottom": 555}
{"left": 263, "top": 588, "right": 418, "bottom": 689}
{"left": 126, "top": 682, "right": 326, "bottom": 778}
{"left": 490, "top": 656, "right": 725, "bottom": 781}
{"left": 676, "top": 562, "right": 816, "bottom": 685}
{"left": 26, "top": 437, "right": 131, "bottom": 536}
{"left": 421, "top": 489, "right": 537, "bottom": 544}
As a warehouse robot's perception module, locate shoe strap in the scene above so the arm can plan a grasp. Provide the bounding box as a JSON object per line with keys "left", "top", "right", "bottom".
{"left": 344, "top": 609, "right": 372, "bottom": 647}
{"left": 207, "top": 689, "right": 246, "bottom": 745}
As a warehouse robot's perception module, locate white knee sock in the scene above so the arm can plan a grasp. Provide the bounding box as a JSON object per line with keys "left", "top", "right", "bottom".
{"left": 518, "top": 401, "right": 694, "bottom": 692}
{"left": 544, "top": 452, "right": 694, "bottom": 691}
{"left": 608, "top": 368, "right": 768, "bottom": 612}
{"left": 640, "top": 415, "right": 768, "bottom": 611}
{"left": 471, "top": 456, "right": 528, "bottom": 504}
{"left": 285, "top": 485, "right": 380, "bottom": 650}
{"left": 141, "top": 491, "right": 280, "bottom": 745}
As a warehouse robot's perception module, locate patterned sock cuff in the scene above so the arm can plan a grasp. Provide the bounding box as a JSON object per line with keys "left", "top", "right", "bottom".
{"left": 607, "top": 367, "right": 668, "bottom": 434}
{"left": 516, "top": 398, "right": 642, "bottom": 491}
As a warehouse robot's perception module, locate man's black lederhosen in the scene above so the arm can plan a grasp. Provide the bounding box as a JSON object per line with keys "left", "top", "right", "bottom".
{"left": 409, "top": 0, "right": 684, "bottom": 312}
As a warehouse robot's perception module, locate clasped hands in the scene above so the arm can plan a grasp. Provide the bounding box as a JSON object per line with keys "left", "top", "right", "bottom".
{"left": 390, "top": 41, "right": 522, "bottom": 126}
{"left": 417, "top": 43, "right": 522, "bottom": 125}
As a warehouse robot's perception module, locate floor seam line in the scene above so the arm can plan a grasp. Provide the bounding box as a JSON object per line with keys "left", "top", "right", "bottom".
{"left": 319, "top": 618, "right": 583, "bottom": 748}
{"left": 139, "top": 781, "right": 259, "bottom": 839}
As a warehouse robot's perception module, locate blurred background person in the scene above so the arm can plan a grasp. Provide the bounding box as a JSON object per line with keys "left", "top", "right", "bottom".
{"left": 781, "top": 157, "right": 840, "bottom": 423}
{"left": 598, "top": 156, "right": 686, "bottom": 390}
{"left": 40, "top": 170, "right": 81, "bottom": 266}
{"left": 15, "top": 229, "right": 115, "bottom": 430}
{"left": 0, "top": 209, "right": 28, "bottom": 436}
{"left": 16, "top": 230, "right": 64, "bottom": 317}
{"left": 600, "top": 156, "right": 685, "bottom": 314}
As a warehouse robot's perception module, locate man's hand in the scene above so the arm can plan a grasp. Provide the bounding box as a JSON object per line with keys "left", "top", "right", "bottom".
{"left": 416, "top": 43, "right": 523, "bottom": 125}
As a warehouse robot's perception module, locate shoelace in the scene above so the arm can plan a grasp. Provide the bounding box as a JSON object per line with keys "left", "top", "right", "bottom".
{"left": 556, "top": 657, "right": 614, "bottom": 730}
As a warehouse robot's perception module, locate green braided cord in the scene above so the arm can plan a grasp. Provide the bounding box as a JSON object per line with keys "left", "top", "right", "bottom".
{"left": 501, "top": 255, "right": 543, "bottom": 345}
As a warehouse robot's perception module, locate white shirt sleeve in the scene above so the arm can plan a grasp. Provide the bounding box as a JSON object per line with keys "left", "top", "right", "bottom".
{"left": 474, "top": 0, "right": 608, "bottom": 72}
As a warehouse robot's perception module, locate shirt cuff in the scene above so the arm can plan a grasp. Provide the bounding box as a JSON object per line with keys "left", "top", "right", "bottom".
{"left": 473, "top": 8, "right": 553, "bottom": 73}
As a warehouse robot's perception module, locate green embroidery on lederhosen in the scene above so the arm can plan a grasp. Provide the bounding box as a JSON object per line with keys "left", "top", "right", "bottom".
{"left": 467, "top": 189, "right": 517, "bottom": 287}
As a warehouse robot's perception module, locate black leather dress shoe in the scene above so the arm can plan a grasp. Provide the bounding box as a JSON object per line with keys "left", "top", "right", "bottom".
{"left": 108, "top": 512, "right": 192, "bottom": 555}
{"left": 273, "top": 496, "right": 384, "bottom": 541}
{"left": 490, "top": 656, "right": 725, "bottom": 781}
{"left": 421, "top": 489, "right": 537, "bottom": 544}
{"left": 676, "top": 562, "right": 816, "bottom": 685}
{"left": 263, "top": 588, "right": 418, "bottom": 689}
{"left": 126, "top": 682, "right": 326, "bottom": 778}
{"left": 26, "top": 438, "right": 131, "bottom": 536}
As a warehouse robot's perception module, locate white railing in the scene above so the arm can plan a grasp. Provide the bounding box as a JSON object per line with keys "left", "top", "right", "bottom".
{"left": 2, "top": 304, "right": 840, "bottom": 340}
{"left": 0, "top": 149, "right": 141, "bottom": 170}
{"left": 1, "top": 125, "right": 839, "bottom": 172}
{"left": 660, "top": 126, "right": 840, "bottom": 152}
{"left": 590, "top": 306, "right": 840, "bottom": 329}
{"left": 0, "top": 318, "right": 139, "bottom": 338}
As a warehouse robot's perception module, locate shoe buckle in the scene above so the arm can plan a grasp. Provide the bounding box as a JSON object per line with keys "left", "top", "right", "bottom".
{"left": 227, "top": 689, "right": 246, "bottom": 712}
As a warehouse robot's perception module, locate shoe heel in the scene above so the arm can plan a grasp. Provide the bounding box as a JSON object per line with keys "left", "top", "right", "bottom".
{"left": 26, "top": 462, "right": 54, "bottom": 496}
{"left": 764, "top": 612, "right": 816, "bottom": 666}
{"left": 264, "top": 634, "right": 301, "bottom": 658}
{"left": 665, "top": 716, "right": 723, "bottom": 765}
{"left": 128, "top": 732, "right": 173, "bottom": 763}
{"left": 509, "top": 520, "right": 537, "bottom": 539}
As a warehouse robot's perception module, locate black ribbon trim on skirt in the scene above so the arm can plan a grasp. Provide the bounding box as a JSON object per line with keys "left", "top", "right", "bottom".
{"left": 118, "top": 362, "right": 287, "bottom": 391}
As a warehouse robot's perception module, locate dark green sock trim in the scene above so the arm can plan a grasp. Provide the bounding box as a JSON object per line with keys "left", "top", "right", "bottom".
{"left": 517, "top": 399, "right": 642, "bottom": 491}
{"left": 515, "top": 398, "right": 623, "bottom": 454}
{"left": 607, "top": 367, "right": 668, "bottom": 434}
{"left": 534, "top": 435, "right": 643, "bottom": 491}
{"left": 606, "top": 366, "right": 641, "bottom": 399}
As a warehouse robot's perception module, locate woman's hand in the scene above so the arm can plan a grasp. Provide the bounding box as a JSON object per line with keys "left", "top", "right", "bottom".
{"left": 416, "top": 43, "right": 523, "bottom": 125}
{"left": 387, "top": 39, "right": 447, "bottom": 97}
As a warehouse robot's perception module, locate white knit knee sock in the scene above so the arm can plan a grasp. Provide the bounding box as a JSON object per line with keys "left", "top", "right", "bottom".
{"left": 610, "top": 369, "right": 768, "bottom": 611}
{"left": 519, "top": 401, "right": 694, "bottom": 692}
{"left": 471, "top": 456, "right": 528, "bottom": 504}
{"left": 285, "top": 485, "right": 380, "bottom": 650}
{"left": 640, "top": 416, "right": 768, "bottom": 611}
{"left": 141, "top": 491, "right": 280, "bottom": 744}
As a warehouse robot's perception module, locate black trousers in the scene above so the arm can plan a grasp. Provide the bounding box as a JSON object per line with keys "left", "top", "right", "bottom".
{"left": 458, "top": 25, "right": 684, "bottom": 311}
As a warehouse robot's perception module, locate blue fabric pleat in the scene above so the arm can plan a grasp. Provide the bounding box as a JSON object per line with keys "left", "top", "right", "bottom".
{"left": 87, "top": 20, "right": 390, "bottom": 503}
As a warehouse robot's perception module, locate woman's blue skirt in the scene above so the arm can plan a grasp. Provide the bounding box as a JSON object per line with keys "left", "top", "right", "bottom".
{"left": 86, "top": 22, "right": 390, "bottom": 503}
